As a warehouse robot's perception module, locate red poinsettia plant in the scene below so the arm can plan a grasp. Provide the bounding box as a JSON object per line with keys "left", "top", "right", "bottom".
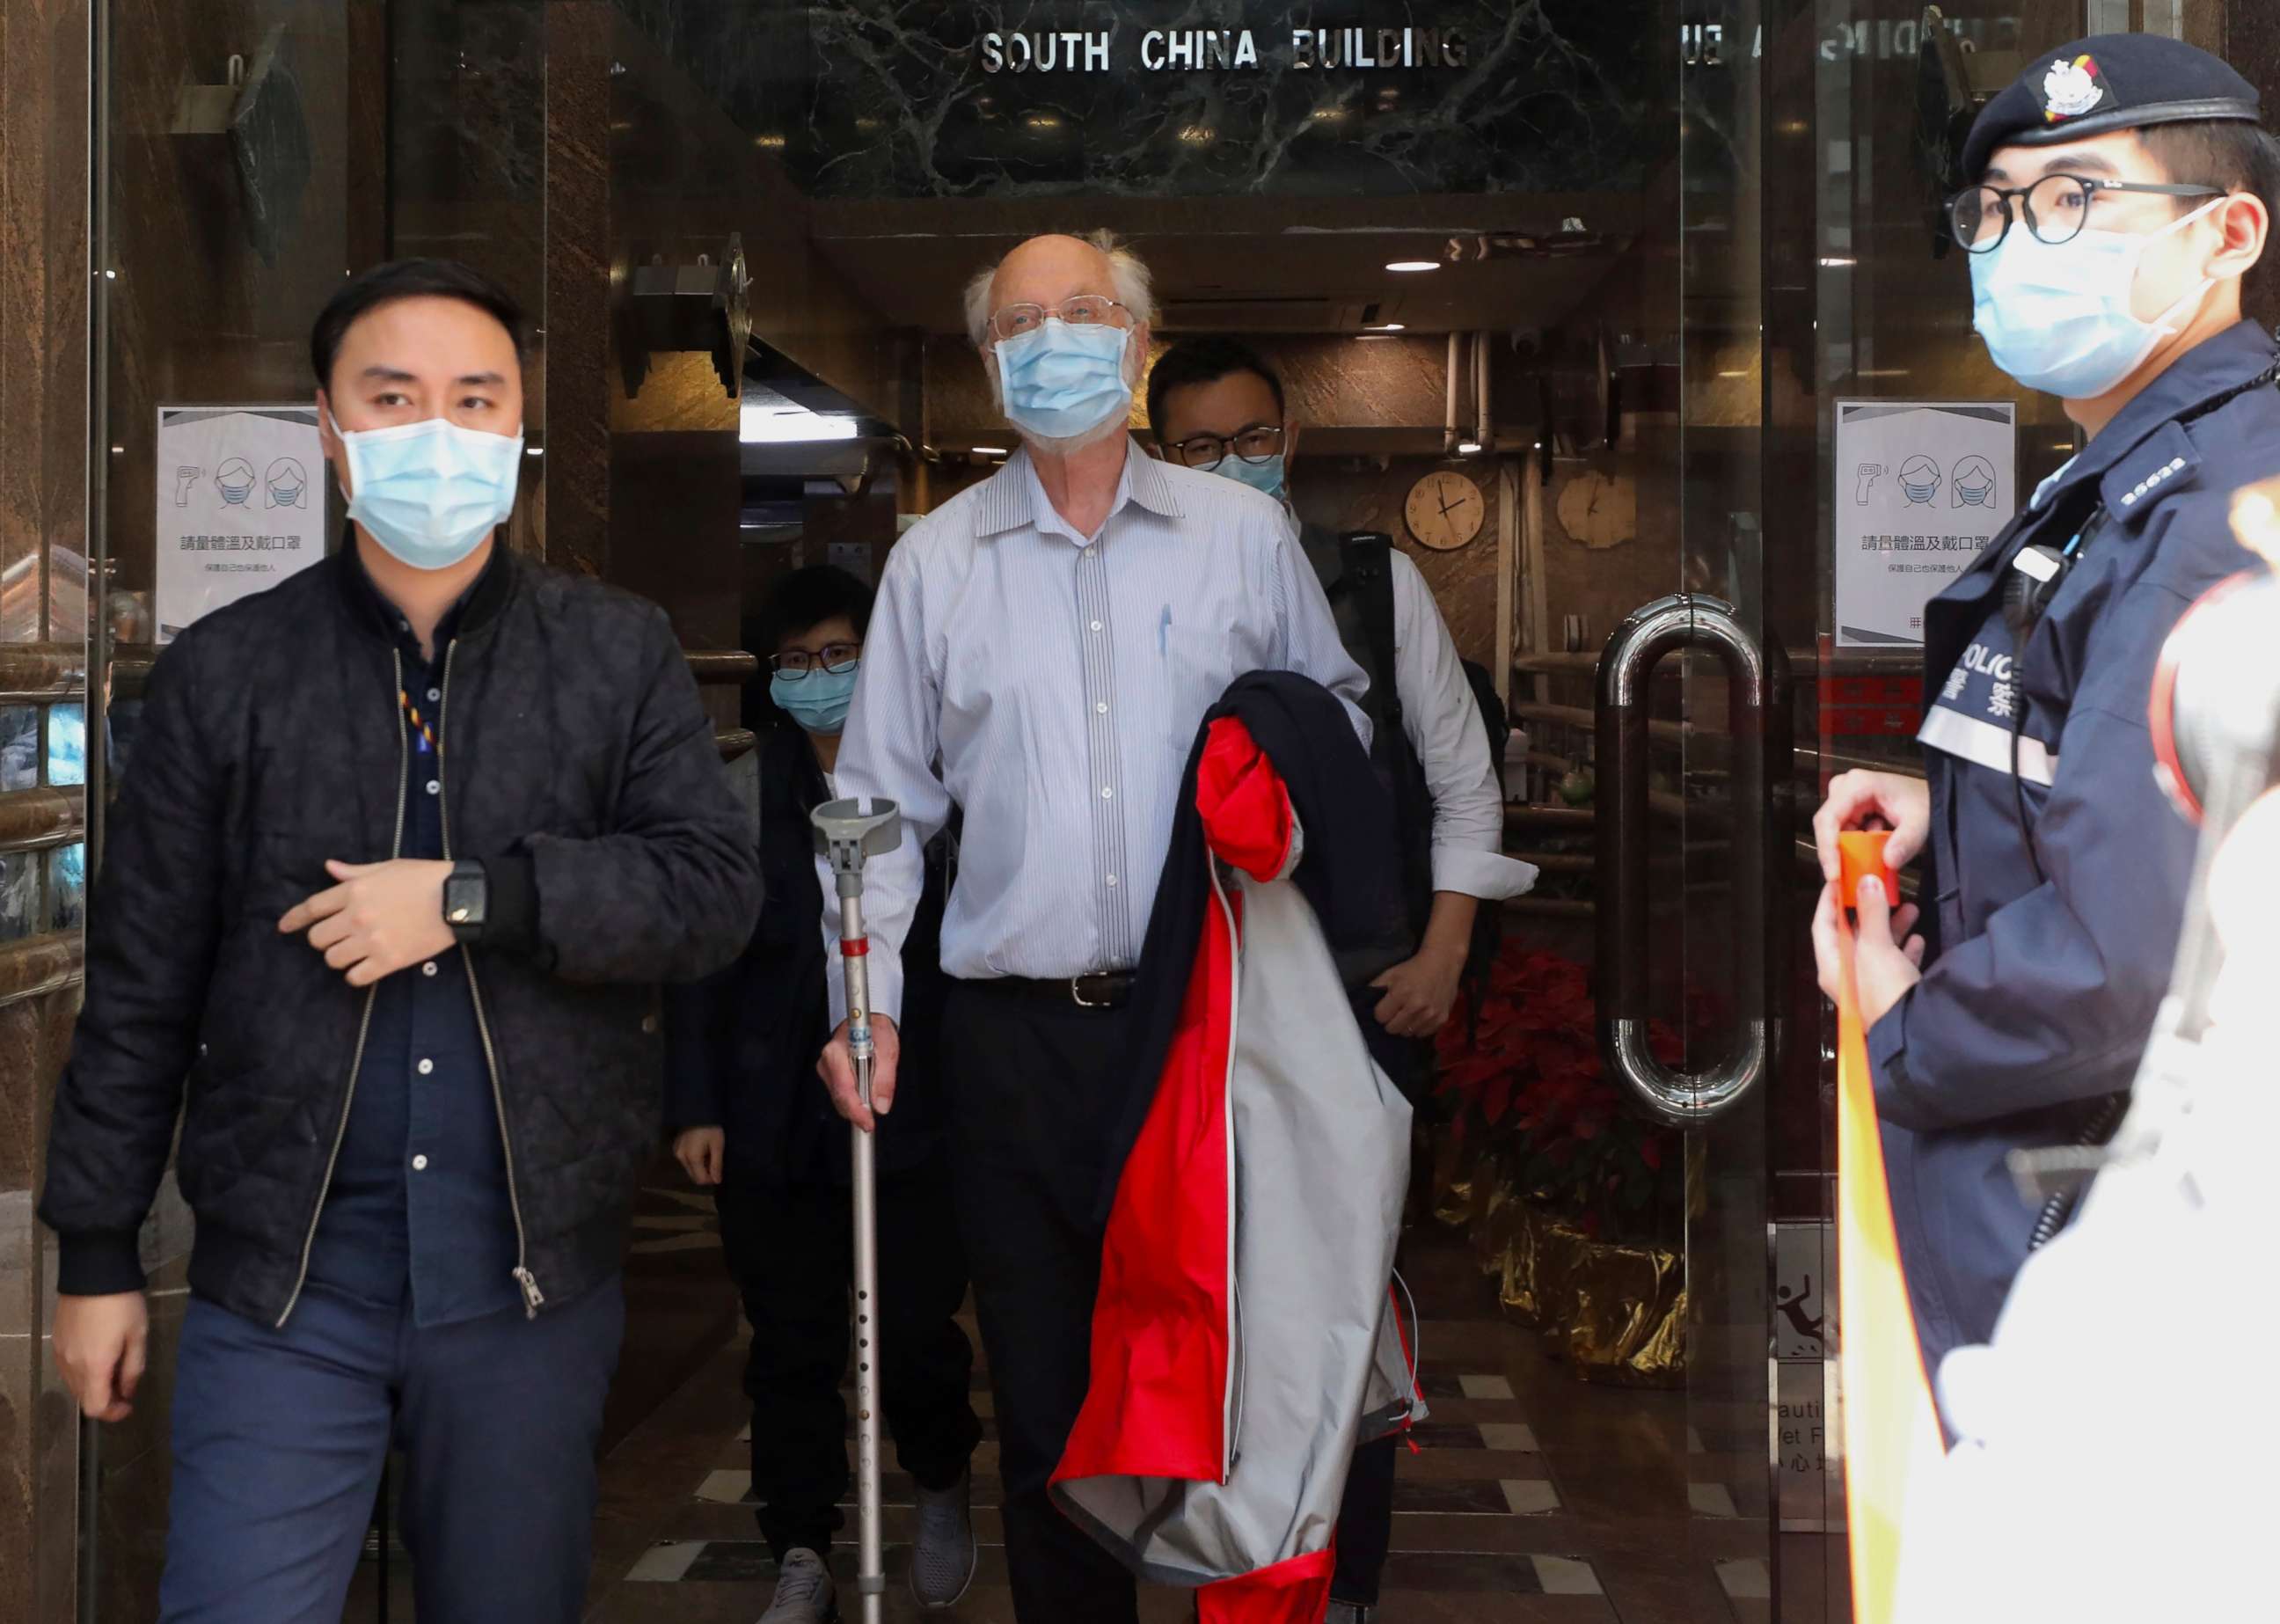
{"left": 1436, "top": 941, "right": 1684, "bottom": 1244}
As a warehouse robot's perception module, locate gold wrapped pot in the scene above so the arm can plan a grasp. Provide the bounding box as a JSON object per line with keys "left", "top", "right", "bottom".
{"left": 1470, "top": 1170, "right": 1686, "bottom": 1387}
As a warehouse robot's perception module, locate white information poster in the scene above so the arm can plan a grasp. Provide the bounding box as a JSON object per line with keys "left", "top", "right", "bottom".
{"left": 1832, "top": 399, "right": 2018, "bottom": 647}
{"left": 155, "top": 405, "right": 325, "bottom": 642}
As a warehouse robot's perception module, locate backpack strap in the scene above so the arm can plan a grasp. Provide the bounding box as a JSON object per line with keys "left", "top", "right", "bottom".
{"left": 1339, "top": 530, "right": 1405, "bottom": 735}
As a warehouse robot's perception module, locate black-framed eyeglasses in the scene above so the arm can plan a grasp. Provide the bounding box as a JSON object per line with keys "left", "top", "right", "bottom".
{"left": 1167, "top": 425, "right": 1285, "bottom": 470}
{"left": 986, "top": 295, "right": 1134, "bottom": 344}
{"left": 769, "top": 642, "right": 861, "bottom": 678}
{"left": 1946, "top": 173, "right": 2225, "bottom": 254}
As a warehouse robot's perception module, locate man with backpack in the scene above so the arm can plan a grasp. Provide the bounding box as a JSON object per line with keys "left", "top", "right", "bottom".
{"left": 1150, "top": 336, "right": 1537, "bottom": 1624}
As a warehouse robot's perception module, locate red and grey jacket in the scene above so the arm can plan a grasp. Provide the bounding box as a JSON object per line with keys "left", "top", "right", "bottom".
{"left": 1055, "top": 673, "right": 1425, "bottom": 1622}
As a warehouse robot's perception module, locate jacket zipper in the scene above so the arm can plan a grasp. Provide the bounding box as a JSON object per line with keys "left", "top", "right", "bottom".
{"left": 436, "top": 640, "right": 544, "bottom": 1318}
{"left": 276, "top": 649, "right": 411, "bottom": 1329}
{"left": 1209, "top": 856, "right": 1243, "bottom": 1483}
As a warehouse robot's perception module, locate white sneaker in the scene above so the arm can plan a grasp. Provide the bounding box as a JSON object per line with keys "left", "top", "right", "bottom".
{"left": 759, "top": 1547, "right": 837, "bottom": 1623}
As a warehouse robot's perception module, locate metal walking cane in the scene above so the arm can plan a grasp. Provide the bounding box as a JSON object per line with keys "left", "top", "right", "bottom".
{"left": 813, "top": 796, "right": 903, "bottom": 1624}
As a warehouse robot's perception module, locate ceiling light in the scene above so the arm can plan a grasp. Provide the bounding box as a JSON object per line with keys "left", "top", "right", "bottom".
{"left": 740, "top": 404, "right": 860, "bottom": 444}
{"left": 970, "top": 444, "right": 1008, "bottom": 457}
{"left": 1818, "top": 256, "right": 1857, "bottom": 268}
{"left": 1457, "top": 440, "right": 1484, "bottom": 455}
{"left": 1368, "top": 322, "right": 1406, "bottom": 332}
{"left": 1385, "top": 260, "right": 1440, "bottom": 273}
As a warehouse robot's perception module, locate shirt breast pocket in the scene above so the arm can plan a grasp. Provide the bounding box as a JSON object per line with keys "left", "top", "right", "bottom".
{"left": 1157, "top": 619, "right": 1266, "bottom": 728}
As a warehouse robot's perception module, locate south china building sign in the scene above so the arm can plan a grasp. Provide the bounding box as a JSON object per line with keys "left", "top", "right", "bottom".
{"left": 980, "top": 26, "right": 1469, "bottom": 74}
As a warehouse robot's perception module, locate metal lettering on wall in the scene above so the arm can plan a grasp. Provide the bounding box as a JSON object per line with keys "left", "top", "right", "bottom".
{"left": 976, "top": 26, "right": 1471, "bottom": 74}
{"left": 613, "top": 1, "right": 1654, "bottom": 199}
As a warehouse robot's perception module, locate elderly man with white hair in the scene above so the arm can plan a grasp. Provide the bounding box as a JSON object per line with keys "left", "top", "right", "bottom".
{"left": 817, "top": 230, "right": 1368, "bottom": 1621}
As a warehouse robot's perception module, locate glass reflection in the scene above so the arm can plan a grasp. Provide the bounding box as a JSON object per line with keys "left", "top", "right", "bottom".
{"left": 0, "top": 706, "right": 37, "bottom": 793}
{"left": 48, "top": 703, "right": 85, "bottom": 787}
{"left": 0, "top": 852, "right": 37, "bottom": 943}
{"left": 48, "top": 843, "right": 86, "bottom": 933}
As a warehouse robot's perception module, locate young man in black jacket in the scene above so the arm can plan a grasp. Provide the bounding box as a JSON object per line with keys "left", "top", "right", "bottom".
{"left": 39, "top": 259, "right": 762, "bottom": 1621}
{"left": 667, "top": 566, "right": 981, "bottom": 1622}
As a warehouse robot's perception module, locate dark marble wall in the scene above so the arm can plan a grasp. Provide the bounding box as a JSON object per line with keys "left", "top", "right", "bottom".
{"left": 0, "top": 1, "right": 91, "bottom": 1617}
{"left": 99, "top": 0, "right": 369, "bottom": 605}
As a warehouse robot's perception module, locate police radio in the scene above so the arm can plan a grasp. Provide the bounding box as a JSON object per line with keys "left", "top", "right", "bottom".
{"left": 2001, "top": 516, "right": 2101, "bottom": 643}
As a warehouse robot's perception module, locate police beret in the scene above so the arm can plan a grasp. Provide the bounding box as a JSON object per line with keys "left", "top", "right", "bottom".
{"left": 1962, "top": 33, "right": 2261, "bottom": 180}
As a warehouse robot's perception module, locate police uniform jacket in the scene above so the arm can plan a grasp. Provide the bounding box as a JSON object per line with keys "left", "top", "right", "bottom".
{"left": 1875, "top": 318, "right": 2280, "bottom": 1372}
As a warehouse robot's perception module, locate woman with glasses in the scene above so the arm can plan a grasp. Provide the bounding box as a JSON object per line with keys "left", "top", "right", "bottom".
{"left": 665, "top": 565, "right": 982, "bottom": 1623}
{"left": 1811, "top": 33, "right": 2280, "bottom": 1401}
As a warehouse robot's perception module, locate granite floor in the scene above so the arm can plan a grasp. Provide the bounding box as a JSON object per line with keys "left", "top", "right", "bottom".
{"left": 345, "top": 1190, "right": 1842, "bottom": 1624}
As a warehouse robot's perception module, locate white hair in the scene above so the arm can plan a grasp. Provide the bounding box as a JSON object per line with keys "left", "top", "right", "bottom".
{"left": 961, "top": 229, "right": 1156, "bottom": 349}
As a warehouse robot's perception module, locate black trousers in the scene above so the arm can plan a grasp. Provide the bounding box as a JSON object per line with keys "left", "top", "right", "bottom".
{"left": 1331, "top": 1034, "right": 1424, "bottom": 1608}
{"left": 1333, "top": 1436, "right": 1398, "bottom": 1604}
{"left": 715, "top": 1157, "right": 981, "bottom": 1562}
{"left": 941, "top": 981, "right": 1143, "bottom": 1624}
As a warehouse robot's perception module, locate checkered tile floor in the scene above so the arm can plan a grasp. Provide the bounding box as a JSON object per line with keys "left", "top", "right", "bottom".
{"left": 572, "top": 1225, "right": 1823, "bottom": 1624}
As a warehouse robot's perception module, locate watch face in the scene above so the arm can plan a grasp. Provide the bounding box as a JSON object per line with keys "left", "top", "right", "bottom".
{"left": 445, "top": 872, "right": 485, "bottom": 928}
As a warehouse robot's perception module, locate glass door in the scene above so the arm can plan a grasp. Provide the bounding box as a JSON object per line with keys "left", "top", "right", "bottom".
{"left": 1601, "top": 6, "right": 2247, "bottom": 1621}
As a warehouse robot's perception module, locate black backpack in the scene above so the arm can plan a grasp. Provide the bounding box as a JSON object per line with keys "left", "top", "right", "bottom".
{"left": 1299, "top": 527, "right": 1508, "bottom": 1022}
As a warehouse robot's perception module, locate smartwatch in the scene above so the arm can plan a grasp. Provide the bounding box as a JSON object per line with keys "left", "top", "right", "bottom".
{"left": 443, "top": 860, "right": 488, "bottom": 945}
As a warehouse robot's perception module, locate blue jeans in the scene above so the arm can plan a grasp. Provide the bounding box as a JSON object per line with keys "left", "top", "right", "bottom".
{"left": 157, "top": 1277, "right": 625, "bottom": 1623}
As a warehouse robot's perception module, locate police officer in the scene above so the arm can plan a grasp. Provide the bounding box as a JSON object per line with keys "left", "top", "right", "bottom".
{"left": 1810, "top": 33, "right": 2280, "bottom": 1386}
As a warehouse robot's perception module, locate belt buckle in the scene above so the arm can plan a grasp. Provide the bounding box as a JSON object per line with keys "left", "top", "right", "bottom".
{"left": 1071, "top": 974, "right": 1106, "bottom": 1009}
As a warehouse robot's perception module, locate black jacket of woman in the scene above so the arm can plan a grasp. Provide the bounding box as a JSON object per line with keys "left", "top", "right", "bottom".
{"left": 665, "top": 723, "right": 951, "bottom": 1187}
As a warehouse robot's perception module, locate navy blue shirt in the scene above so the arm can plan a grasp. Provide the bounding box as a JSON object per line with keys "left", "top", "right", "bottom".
{"left": 305, "top": 574, "right": 521, "bottom": 1327}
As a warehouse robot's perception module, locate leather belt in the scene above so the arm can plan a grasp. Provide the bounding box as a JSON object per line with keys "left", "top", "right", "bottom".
{"left": 985, "top": 972, "right": 1136, "bottom": 1010}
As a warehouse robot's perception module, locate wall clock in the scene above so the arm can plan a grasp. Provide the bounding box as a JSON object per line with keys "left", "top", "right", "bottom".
{"left": 1556, "top": 468, "right": 1637, "bottom": 550}
{"left": 1405, "top": 469, "right": 1486, "bottom": 551}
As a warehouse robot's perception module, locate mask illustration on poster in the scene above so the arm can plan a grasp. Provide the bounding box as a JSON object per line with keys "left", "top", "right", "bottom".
{"left": 1952, "top": 455, "right": 1998, "bottom": 508}
{"left": 266, "top": 457, "right": 307, "bottom": 509}
{"left": 216, "top": 457, "right": 255, "bottom": 506}
{"left": 1900, "top": 454, "right": 1942, "bottom": 506}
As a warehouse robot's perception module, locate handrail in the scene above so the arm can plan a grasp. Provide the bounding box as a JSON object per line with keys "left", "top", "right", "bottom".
{"left": 1596, "top": 596, "right": 1790, "bottom": 1128}
{"left": 1518, "top": 647, "right": 1920, "bottom": 681}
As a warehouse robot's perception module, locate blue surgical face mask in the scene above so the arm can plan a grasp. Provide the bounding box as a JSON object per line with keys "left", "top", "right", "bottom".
{"left": 772, "top": 664, "right": 859, "bottom": 736}
{"left": 1969, "top": 199, "right": 2222, "bottom": 399}
{"left": 994, "top": 319, "right": 1134, "bottom": 443}
{"left": 1202, "top": 450, "right": 1288, "bottom": 504}
{"left": 332, "top": 413, "right": 525, "bottom": 571}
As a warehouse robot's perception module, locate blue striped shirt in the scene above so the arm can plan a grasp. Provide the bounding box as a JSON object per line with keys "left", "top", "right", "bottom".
{"left": 826, "top": 442, "right": 1369, "bottom": 1020}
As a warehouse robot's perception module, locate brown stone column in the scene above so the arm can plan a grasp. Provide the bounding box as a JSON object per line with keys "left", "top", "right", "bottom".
{"left": 0, "top": 2, "right": 91, "bottom": 1619}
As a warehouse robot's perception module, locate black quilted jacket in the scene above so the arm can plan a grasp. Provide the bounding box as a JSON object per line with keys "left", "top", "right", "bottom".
{"left": 39, "top": 548, "right": 763, "bottom": 1327}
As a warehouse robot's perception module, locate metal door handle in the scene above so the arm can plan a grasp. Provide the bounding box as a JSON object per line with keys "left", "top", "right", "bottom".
{"left": 1595, "top": 595, "right": 1790, "bottom": 1126}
